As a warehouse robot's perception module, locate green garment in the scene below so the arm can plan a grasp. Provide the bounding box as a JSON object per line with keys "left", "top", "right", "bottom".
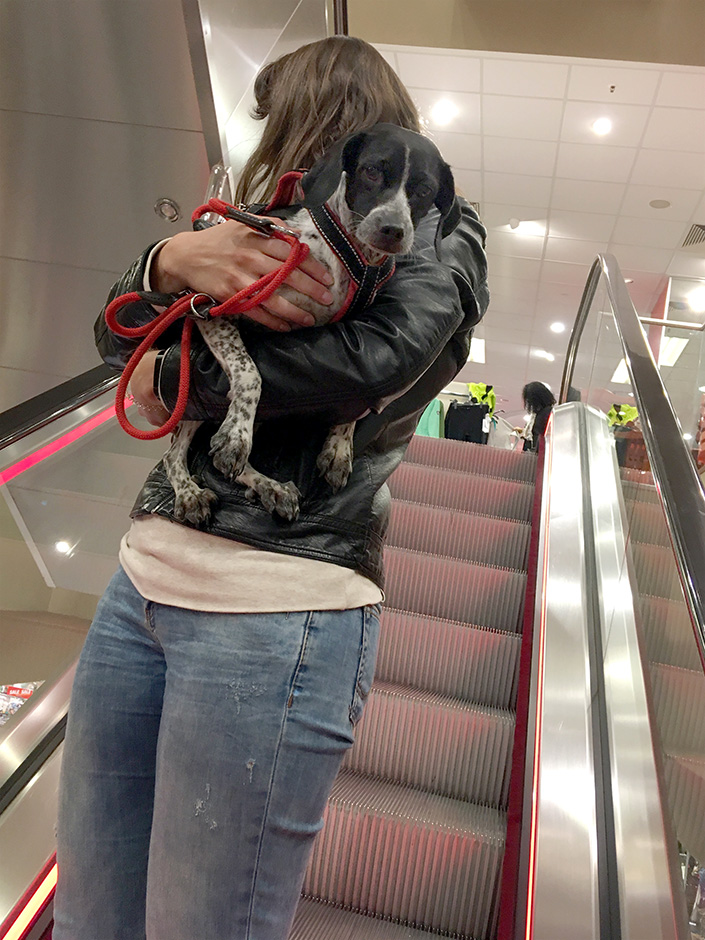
{"left": 416, "top": 398, "right": 445, "bottom": 438}
{"left": 468, "top": 382, "right": 496, "bottom": 417}
{"left": 607, "top": 403, "right": 639, "bottom": 426}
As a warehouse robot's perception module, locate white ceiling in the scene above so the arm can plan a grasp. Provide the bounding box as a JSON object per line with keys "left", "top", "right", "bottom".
{"left": 377, "top": 43, "right": 705, "bottom": 422}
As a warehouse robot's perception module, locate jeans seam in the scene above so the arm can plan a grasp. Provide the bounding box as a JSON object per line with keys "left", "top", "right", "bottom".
{"left": 349, "top": 609, "right": 369, "bottom": 726}
{"left": 245, "top": 611, "right": 314, "bottom": 937}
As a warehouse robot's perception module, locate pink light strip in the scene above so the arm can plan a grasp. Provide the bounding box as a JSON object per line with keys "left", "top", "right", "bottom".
{"left": 0, "top": 403, "right": 128, "bottom": 487}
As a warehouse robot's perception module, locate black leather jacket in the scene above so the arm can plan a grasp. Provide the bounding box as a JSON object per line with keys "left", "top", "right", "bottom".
{"left": 95, "top": 201, "right": 488, "bottom": 589}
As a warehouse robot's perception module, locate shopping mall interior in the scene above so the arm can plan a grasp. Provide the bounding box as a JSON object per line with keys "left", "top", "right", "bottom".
{"left": 1, "top": 1, "right": 704, "bottom": 937}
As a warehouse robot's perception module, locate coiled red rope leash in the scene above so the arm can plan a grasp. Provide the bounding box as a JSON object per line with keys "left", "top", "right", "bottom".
{"left": 104, "top": 198, "right": 310, "bottom": 440}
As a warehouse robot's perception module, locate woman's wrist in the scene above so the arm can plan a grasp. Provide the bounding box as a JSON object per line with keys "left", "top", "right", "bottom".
{"left": 151, "top": 234, "right": 189, "bottom": 294}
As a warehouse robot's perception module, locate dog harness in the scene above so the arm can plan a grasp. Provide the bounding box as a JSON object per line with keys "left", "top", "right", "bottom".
{"left": 106, "top": 171, "right": 396, "bottom": 440}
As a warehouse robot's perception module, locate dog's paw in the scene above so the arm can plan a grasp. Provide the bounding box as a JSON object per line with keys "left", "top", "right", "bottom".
{"left": 209, "top": 425, "right": 251, "bottom": 480}
{"left": 317, "top": 441, "right": 353, "bottom": 492}
{"left": 245, "top": 480, "right": 301, "bottom": 522}
{"left": 174, "top": 482, "right": 218, "bottom": 524}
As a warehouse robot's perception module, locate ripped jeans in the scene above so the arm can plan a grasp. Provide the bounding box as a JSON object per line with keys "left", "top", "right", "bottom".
{"left": 54, "top": 566, "right": 380, "bottom": 940}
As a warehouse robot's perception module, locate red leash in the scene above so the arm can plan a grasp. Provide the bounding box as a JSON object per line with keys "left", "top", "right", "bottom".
{"left": 105, "top": 199, "right": 310, "bottom": 440}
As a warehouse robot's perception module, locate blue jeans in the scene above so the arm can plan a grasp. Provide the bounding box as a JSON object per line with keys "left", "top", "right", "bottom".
{"left": 54, "top": 566, "right": 380, "bottom": 940}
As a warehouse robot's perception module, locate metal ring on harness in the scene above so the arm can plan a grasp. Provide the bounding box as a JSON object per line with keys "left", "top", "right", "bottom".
{"left": 188, "top": 293, "right": 217, "bottom": 320}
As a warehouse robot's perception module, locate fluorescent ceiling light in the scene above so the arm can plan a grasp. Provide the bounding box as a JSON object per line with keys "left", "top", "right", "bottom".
{"left": 468, "top": 338, "right": 485, "bottom": 363}
{"left": 550, "top": 322, "right": 566, "bottom": 333}
{"left": 592, "top": 117, "right": 612, "bottom": 136}
{"left": 611, "top": 359, "right": 631, "bottom": 384}
{"left": 687, "top": 287, "right": 705, "bottom": 314}
{"left": 533, "top": 348, "right": 555, "bottom": 362}
{"left": 430, "top": 98, "right": 459, "bottom": 126}
{"left": 658, "top": 336, "right": 689, "bottom": 367}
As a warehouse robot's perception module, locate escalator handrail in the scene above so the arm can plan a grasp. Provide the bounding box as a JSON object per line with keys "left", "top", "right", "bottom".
{"left": 560, "top": 252, "right": 705, "bottom": 669}
{"left": 0, "top": 364, "right": 117, "bottom": 452}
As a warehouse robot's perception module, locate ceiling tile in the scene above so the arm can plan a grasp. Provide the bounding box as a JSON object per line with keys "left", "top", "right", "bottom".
{"left": 560, "top": 101, "right": 650, "bottom": 148}
{"left": 482, "top": 95, "right": 564, "bottom": 140}
{"left": 630, "top": 149, "right": 705, "bottom": 190}
{"left": 483, "top": 136, "right": 558, "bottom": 177}
{"left": 485, "top": 294, "right": 538, "bottom": 317}
{"left": 482, "top": 58, "right": 569, "bottom": 98}
{"left": 485, "top": 253, "right": 543, "bottom": 281}
{"left": 453, "top": 168, "right": 482, "bottom": 203}
{"left": 642, "top": 107, "right": 705, "bottom": 154}
{"left": 486, "top": 272, "right": 539, "bottom": 296}
{"left": 484, "top": 311, "right": 535, "bottom": 334}
{"left": 538, "top": 281, "right": 586, "bottom": 304}
{"left": 667, "top": 253, "right": 705, "bottom": 278}
{"left": 409, "top": 88, "right": 480, "bottom": 134}
{"left": 555, "top": 142, "right": 637, "bottom": 183}
{"left": 396, "top": 51, "right": 481, "bottom": 93}
{"left": 488, "top": 230, "right": 545, "bottom": 260}
{"left": 656, "top": 71, "right": 705, "bottom": 109}
{"left": 610, "top": 217, "right": 689, "bottom": 250}
{"left": 547, "top": 209, "right": 617, "bottom": 242}
{"left": 377, "top": 48, "right": 398, "bottom": 72}
{"left": 541, "top": 259, "right": 598, "bottom": 285}
{"left": 430, "top": 130, "right": 482, "bottom": 170}
{"left": 484, "top": 171, "right": 552, "bottom": 205}
{"left": 551, "top": 178, "right": 626, "bottom": 214}
{"left": 544, "top": 236, "right": 606, "bottom": 264}
{"left": 609, "top": 244, "right": 675, "bottom": 273}
{"left": 567, "top": 64, "right": 660, "bottom": 105}
{"left": 619, "top": 185, "right": 702, "bottom": 222}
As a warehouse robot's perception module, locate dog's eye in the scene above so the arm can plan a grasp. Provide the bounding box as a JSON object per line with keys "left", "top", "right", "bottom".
{"left": 415, "top": 184, "right": 433, "bottom": 199}
{"left": 361, "top": 165, "right": 383, "bottom": 184}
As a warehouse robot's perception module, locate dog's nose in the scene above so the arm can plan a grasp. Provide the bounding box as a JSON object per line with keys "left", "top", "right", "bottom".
{"left": 379, "top": 224, "right": 405, "bottom": 242}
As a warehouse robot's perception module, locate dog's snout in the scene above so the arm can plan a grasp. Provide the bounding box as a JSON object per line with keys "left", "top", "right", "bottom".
{"left": 379, "top": 224, "right": 405, "bottom": 242}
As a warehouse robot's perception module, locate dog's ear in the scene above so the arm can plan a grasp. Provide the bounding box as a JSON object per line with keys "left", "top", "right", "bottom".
{"left": 433, "top": 161, "right": 461, "bottom": 258}
{"left": 301, "top": 132, "right": 368, "bottom": 208}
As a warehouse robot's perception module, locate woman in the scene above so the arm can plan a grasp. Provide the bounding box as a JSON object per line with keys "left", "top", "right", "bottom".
{"left": 54, "top": 36, "right": 488, "bottom": 940}
{"left": 518, "top": 381, "right": 556, "bottom": 452}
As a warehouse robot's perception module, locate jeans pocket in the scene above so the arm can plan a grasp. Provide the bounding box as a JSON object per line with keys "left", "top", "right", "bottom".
{"left": 349, "top": 604, "right": 381, "bottom": 727}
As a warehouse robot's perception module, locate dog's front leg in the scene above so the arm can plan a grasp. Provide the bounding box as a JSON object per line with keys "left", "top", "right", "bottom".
{"left": 317, "top": 421, "right": 356, "bottom": 491}
{"left": 198, "top": 319, "right": 261, "bottom": 480}
{"left": 163, "top": 420, "right": 218, "bottom": 523}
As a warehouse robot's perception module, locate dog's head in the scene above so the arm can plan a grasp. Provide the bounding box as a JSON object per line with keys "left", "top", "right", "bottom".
{"left": 301, "top": 123, "right": 460, "bottom": 259}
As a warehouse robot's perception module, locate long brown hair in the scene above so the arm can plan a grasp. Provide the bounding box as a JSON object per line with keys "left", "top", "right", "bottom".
{"left": 235, "top": 36, "right": 421, "bottom": 204}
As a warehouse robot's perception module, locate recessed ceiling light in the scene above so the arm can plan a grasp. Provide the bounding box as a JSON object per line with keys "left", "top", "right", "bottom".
{"left": 687, "top": 286, "right": 705, "bottom": 313}
{"left": 700, "top": 386, "right": 705, "bottom": 393}
{"left": 430, "top": 98, "right": 459, "bottom": 126}
{"left": 510, "top": 219, "right": 546, "bottom": 237}
{"left": 684, "top": 433, "right": 694, "bottom": 441}
{"left": 649, "top": 199, "right": 671, "bottom": 209}
{"left": 550, "top": 322, "right": 566, "bottom": 334}
{"left": 658, "top": 336, "right": 689, "bottom": 368}
{"left": 55, "top": 540, "right": 72, "bottom": 554}
{"left": 591, "top": 117, "right": 613, "bottom": 136}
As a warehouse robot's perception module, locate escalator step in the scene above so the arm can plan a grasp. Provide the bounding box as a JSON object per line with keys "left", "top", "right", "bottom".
{"left": 405, "top": 435, "right": 537, "bottom": 483}
{"left": 291, "top": 897, "right": 432, "bottom": 938}
{"left": 383, "top": 547, "right": 526, "bottom": 633}
{"left": 343, "top": 681, "right": 514, "bottom": 807}
{"left": 303, "top": 769, "right": 505, "bottom": 940}
{"left": 389, "top": 461, "right": 534, "bottom": 522}
{"left": 376, "top": 608, "right": 521, "bottom": 709}
{"left": 387, "top": 498, "right": 530, "bottom": 570}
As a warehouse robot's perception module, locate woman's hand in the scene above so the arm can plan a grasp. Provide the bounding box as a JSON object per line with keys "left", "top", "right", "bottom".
{"left": 151, "top": 220, "right": 335, "bottom": 332}
{"left": 129, "top": 350, "right": 171, "bottom": 427}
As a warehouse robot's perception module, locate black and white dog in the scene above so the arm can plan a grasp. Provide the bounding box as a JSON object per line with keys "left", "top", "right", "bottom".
{"left": 163, "top": 123, "right": 459, "bottom": 523}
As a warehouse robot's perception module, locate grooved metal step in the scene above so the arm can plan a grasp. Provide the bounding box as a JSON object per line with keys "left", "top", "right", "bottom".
{"left": 649, "top": 661, "right": 705, "bottom": 755}
{"left": 376, "top": 608, "right": 521, "bottom": 709}
{"left": 630, "top": 541, "right": 685, "bottom": 602}
{"left": 291, "top": 898, "right": 432, "bottom": 939}
{"left": 387, "top": 499, "right": 530, "bottom": 570}
{"left": 384, "top": 546, "right": 526, "bottom": 633}
{"left": 343, "top": 681, "right": 514, "bottom": 807}
{"left": 663, "top": 753, "right": 705, "bottom": 863}
{"left": 640, "top": 595, "right": 704, "bottom": 672}
{"left": 302, "top": 770, "right": 505, "bottom": 940}
{"left": 389, "top": 462, "right": 534, "bottom": 523}
{"left": 405, "top": 434, "right": 537, "bottom": 483}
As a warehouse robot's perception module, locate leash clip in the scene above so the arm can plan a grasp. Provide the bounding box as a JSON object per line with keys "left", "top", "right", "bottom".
{"left": 188, "top": 293, "right": 217, "bottom": 320}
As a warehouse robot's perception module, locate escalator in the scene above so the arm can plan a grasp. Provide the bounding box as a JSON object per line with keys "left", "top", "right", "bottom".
{"left": 1, "top": 254, "right": 704, "bottom": 940}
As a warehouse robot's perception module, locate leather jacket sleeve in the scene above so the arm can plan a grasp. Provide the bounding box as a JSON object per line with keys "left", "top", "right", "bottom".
{"left": 94, "top": 201, "right": 488, "bottom": 426}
